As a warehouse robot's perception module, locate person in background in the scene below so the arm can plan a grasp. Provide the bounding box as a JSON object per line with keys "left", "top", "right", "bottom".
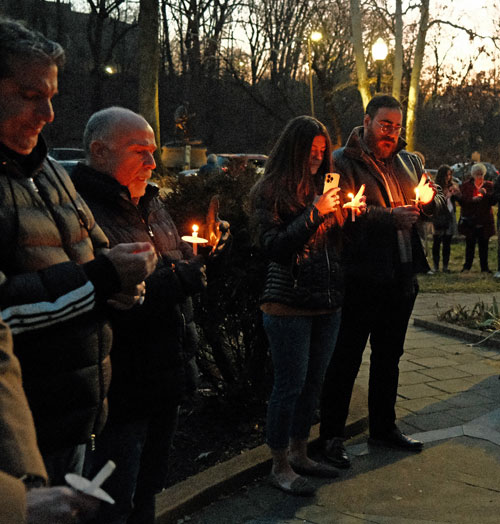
{"left": 73, "top": 107, "right": 206, "bottom": 524}
{"left": 198, "top": 153, "right": 222, "bottom": 177}
{"left": 319, "top": 95, "right": 443, "bottom": 469}
{"left": 430, "top": 165, "right": 460, "bottom": 273}
{"left": 491, "top": 171, "right": 500, "bottom": 280}
{"left": 0, "top": 17, "right": 156, "bottom": 485}
{"left": 250, "top": 115, "right": 351, "bottom": 497}
{"left": 458, "top": 162, "right": 495, "bottom": 273}
{"left": 0, "top": 313, "right": 99, "bottom": 524}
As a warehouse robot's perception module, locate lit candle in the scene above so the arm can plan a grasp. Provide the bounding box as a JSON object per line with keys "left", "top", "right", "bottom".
{"left": 192, "top": 224, "right": 199, "bottom": 254}
{"left": 414, "top": 187, "right": 420, "bottom": 205}
{"left": 348, "top": 193, "right": 355, "bottom": 222}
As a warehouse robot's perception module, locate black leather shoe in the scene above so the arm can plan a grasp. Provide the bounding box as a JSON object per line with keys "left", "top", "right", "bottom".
{"left": 368, "top": 429, "right": 423, "bottom": 451}
{"left": 322, "top": 438, "right": 351, "bottom": 468}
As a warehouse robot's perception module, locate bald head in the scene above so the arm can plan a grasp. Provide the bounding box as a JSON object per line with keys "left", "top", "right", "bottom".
{"left": 84, "top": 106, "right": 157, "bottom": 201}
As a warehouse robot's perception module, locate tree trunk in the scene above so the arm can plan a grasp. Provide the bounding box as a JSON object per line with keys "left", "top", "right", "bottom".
{"left": 350, "top": 0, "right": 371, "bottom": 109}
{"left": 392, "top": 0, "right": 403, "bottom": 100}
{"left": 406, "top": 0, "right": 429, "bottom": 151}
{"left": 138, "top": 0, "right": 164, "bottom": 174}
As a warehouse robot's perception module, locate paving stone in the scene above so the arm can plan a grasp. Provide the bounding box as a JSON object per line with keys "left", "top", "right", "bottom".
{"left": 396, "top": 397, "right": 452, "bottom": 414}
{"left": 426, "top": 378, "right": 477, "bottom": 393}
{"left": 447, "top": 404, "right": 496, "bottom": 423}
{"left": 398, "top": 371, "right": 431, "bottom": 386}
{"left": 408, "top": 356, "right": 458, "bottom": 368}
{"left": 399, "top": 361, "right": 426, "bottom": 373}
{"left": 417, "top": 366, "right": 471, "bottom": 381}
{"left": 397, "top": 383, "right": 444, "bottom": 399}
{"left": 456, "top": 361, "right": 500, "bottom": 376}
{"left": 445, "top": 391, "right": 493, "bottom": 407}
{"left": 401, "top": 412, "right": 463, "bottom": 431}
{"left": 446, "top": 353, "right": 484, "bottom": 364}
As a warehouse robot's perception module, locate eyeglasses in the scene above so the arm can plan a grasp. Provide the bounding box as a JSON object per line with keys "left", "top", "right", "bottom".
{"left": 374, "top": 121, "right": 404, "bottom": 135}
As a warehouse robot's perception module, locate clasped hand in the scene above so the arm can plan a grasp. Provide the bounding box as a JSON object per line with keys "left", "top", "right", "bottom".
{"left": 391, "top": 205, "right": 420, "bottom": 230}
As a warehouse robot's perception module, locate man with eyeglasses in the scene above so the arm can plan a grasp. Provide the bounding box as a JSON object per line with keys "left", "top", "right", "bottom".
{"left": 319, "top": 95, "right": 444, "bottom": 469}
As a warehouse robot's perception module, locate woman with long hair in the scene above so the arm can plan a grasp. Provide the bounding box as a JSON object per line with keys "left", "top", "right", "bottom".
{"left": 250, "top": 116, "right": 349, "bottom": 496}
{"left": 430, "top": 164, "right": 460, "bottom": 272}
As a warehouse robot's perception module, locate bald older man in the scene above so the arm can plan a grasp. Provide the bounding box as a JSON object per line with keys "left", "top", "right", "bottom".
{"left": 72, "top": 107, "right": 205, "bottom": 524}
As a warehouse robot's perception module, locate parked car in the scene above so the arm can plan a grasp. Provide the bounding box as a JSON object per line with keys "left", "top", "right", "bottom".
{"left": 216, "top": 153, "right": 268, "bottom": 173}
{"left": 48, "top": 147, "right": 85, "bottom": 161}
{"left": 178, "top": 168, "right": 199, "bottom": 177}
{"left": 451, "top": 162, "right": 499, "bottom": 182}
{"left": 48, "top": 147, "right": 85, "bottom": 176}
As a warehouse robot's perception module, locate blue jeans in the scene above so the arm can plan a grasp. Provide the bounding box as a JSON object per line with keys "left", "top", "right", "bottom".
{"left": 263, "top": 311, "right": 341, "bottom": 450}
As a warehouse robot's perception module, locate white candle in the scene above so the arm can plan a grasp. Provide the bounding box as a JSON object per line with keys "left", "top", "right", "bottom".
{"left": 415, "top": 187, "right": 420, "bottom": 205}
{"left": 348, "top": 193, "right": 355, "bottom": 222}
{"left": 192, "top": 224, "right": 198, "bottom": 255}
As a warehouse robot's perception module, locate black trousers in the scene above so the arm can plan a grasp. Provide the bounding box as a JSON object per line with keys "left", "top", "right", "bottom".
{"left": 320, "top": 277, "right": 418, "bottom": 439}
{"left": 432, "top": 234, "right": 452, "bottom": 269}
{"left": 463, "top": 228, "right": 490, "bottom": 271}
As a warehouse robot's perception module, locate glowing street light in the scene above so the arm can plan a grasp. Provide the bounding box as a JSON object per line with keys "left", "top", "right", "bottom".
{"left": 103, "top": 65, "right": 117, "bottom": 75}
{"left": 307, "top": 31, "right": 323, "bottom": 117}
{"left": 371, "top": 37, "right": 388, "bottom": 93}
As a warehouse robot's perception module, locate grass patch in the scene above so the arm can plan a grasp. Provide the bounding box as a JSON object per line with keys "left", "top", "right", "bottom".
{"left": 418, "top": 234, "right": 500, "bottom": 293}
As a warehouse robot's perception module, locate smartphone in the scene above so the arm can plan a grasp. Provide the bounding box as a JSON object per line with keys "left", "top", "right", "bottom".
{"left": 323, "top": 173, "right": 340, "bottom": 194}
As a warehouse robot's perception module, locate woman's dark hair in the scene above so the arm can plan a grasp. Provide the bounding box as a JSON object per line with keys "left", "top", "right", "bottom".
{"left": 250, "top": 115, "right": 333, "bottom": 218}
{"left": 435, "top": 164, "right": 451, "bottom": 189}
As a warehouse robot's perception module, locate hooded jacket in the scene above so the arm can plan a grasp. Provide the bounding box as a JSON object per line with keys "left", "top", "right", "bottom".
{"left": 0, "top": 138, "right": 118, "bottom": 453}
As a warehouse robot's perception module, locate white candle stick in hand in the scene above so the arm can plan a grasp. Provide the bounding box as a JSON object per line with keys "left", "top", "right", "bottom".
{"left": 65, "top": 460, "right": 116, "bottom": 504}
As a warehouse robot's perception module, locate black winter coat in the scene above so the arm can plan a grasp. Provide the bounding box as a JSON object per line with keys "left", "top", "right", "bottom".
{"left": 334, "top": 127, "right": 445, "bottom": 283}
{"left": 0, "top": 139, "right": 117, "bottom": 453}
{"left": 72, "top": 163, "right": 204, "bottom": 419}
{"left": 253, "top": 187, "right": 344, "bottom": 311}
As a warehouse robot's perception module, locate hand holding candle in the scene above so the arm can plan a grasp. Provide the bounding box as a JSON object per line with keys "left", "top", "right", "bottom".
{"left": 342, "top": 184, "right": 366, "bottom": 221}
{"left": 414, "top": 173, "right": 436, "bottom": 205}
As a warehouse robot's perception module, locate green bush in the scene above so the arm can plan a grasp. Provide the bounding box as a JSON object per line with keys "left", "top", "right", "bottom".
{"left": 160, "top": 162, "right": 273, "bottom": 405}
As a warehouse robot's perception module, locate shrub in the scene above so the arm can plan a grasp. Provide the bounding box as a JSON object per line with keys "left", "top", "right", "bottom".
{"left": 159, "top": 162, "right": 272, "bottom": 405}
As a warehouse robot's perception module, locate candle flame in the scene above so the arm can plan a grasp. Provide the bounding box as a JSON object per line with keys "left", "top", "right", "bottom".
{"left": 348, "top": 193, "right": 354, "bottom": 199}
{"left": 192, "top": 224, "right": 199, "bottom": 233}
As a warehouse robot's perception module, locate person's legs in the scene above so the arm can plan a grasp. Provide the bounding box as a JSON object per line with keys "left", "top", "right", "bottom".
{"left": 128, "top": 404, "right": 179, "bottom": 524}
{"left": 463, "top": 232, "right": 476, "bottom": 270}
{"left": 264, "top": 314, "right": 312, "bottom": 451}
{"left": 263, "top": 314, "right": 313, "bottom": 487}
{"left": 442, "top": 235, "right": 452, "bottom": 271}
{"left": 367, "top": 279, "right": 417, "bottom": 437}
{"left": 320, "top": 287, "right": 371, "bottom": 441}
{"left": 432, "top": 234, "right": 441, "bottom": 270}
{"left": 84, "top": 418, "right": 148, "bottom": 524}
{"left": 289, "top": 311, "right": 341, "bottom": 444}
{"left": 478, "top": 233, "right": 491, "bottom": 272}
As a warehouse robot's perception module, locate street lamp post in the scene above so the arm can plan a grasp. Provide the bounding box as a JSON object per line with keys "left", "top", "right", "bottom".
{"left": 371, "top": 37, "right": 388, "bottom": 93}
{"left": 307, "top": 31, "right": 322, "bottom": 117}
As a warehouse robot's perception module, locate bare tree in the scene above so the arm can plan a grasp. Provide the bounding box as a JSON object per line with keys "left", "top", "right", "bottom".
{"left": 85, "top": 0, "right": 138, "bottom": 111}
{"left": 138, "top": 0, "right": 164, "bottom": 174}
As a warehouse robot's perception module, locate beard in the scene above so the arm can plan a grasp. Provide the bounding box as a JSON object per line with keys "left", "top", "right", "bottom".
{"left": 364, "top": 127, "right": 398, "bottom": 160}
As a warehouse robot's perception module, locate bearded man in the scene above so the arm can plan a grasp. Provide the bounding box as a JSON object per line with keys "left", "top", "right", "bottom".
{"left": 319, "top": 95, "right": 444, "bottom": 468}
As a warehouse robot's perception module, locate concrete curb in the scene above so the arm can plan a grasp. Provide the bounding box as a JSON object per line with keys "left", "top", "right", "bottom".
{"left": 155, "top": 385, "right": 369, "bottom": 524}
{"left": 413, "top": 317, "right": 500, "bottom": 350}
